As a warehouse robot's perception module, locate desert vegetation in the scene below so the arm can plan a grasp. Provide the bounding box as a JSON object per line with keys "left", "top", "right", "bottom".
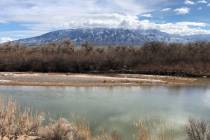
{"left": 0, "top": 41, "right": 210, "bottom": 77}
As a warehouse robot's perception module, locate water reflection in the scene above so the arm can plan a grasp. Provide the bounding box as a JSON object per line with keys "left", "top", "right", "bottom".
{"left": 0, "top": 85, "right": 210, "bottom": 139}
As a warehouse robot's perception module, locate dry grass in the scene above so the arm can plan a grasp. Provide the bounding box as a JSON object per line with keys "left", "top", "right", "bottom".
{"left": 0, "top": 98, "right": 42, "bottom": 139}
{"left": 134, "top": 119, "right": 178, "bottom": 140}
{"left": 186, "top": 119, "right": 210, "bottom": 140}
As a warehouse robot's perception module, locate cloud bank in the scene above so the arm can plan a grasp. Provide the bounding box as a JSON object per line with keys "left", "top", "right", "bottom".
{"left": 0, "top": 0, "right": 210, "bottom": 40}
{"left": 0, "top": 37, "right": 13, "bottom": 43}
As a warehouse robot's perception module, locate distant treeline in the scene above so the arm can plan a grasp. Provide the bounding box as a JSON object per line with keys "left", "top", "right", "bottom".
{"left": 0, "top": 41, "right": 210, "bottom": 77}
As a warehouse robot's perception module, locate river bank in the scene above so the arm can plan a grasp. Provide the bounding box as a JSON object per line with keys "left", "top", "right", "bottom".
{"left": 0, "top": 72, "right": 208, "bottom": 86}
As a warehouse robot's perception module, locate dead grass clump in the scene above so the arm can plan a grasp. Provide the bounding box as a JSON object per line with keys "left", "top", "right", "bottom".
{"left": 134, "top": 119, "right": 178, "bottom": 140}
{"left": 38, "top": 118, "right": 78, "bottom": 140}
{"left": 93, "top": 132, "right": 121, "bottom": 140}
{"left": 0, "top": 98, "right": 42, "bottom": 139}
{"left": 137, "top": 127, "right": 150, "bottom": 140}
{"left": 186, "top": 119, "right": 210, "bottom": 140}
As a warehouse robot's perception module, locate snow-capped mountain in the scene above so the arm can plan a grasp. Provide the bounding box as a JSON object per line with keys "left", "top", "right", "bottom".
{"left": 16, "top": 28, "right": 210, "bottom": 46}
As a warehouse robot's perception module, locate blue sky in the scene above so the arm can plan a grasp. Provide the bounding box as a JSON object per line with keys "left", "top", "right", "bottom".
{"left": 1, "top": 0, "right": 210, "bottom": 42}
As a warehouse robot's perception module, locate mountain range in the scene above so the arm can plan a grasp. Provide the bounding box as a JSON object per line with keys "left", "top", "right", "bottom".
{"left": 16, "top": 28, "right": 210, "bottom": 46}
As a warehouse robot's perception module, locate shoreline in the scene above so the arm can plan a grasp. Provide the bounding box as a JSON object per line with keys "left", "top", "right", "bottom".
{"left": 0, "top": 72, "right": 208, "bottom": 87}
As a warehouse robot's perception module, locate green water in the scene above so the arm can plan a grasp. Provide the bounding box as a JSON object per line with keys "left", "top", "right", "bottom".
{"left": 0, "top": 85, "right": 210, "bottom": 139}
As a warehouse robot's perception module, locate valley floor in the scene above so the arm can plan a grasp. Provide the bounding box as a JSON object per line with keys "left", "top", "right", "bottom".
{"left": 0, "top": 72, "right": 208, "bottom": 86}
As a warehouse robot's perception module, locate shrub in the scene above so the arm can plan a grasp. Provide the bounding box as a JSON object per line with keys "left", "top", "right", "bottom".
{"left": 1, "top": 41, "right": 210, "bottom": 76}
{"left": 186, "top": 119, "right": 210, "bottom": 140}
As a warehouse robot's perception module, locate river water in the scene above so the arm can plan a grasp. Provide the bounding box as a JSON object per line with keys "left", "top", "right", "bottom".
{"left": 0, "top": 85, "right": 210, "bottom": 139}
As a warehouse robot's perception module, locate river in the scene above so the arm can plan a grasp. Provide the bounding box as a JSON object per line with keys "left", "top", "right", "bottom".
{"left": 0, "top": 85, "right": 210, "bottom": 139}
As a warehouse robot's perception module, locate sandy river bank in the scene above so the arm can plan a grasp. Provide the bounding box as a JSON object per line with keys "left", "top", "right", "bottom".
{"left": 0, "top": 72, "right": 208, "bottom": 86}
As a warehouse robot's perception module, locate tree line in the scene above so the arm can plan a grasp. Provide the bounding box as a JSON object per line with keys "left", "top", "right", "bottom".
{"left": 0, "top": 40, "right": 210, "bottom": 77}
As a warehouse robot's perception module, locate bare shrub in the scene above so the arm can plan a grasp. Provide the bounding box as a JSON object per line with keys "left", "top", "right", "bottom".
{"left": 186, "top": 119, "right": 210, "bottom": 140}
{"left": 0, "top": 98, "right": 42, "bottom": 139}
{"left": 38, "top": 118, "right": 78, "bottom": 140}
{"left": 1, "top": 41, "right": 210, "bottom": 76}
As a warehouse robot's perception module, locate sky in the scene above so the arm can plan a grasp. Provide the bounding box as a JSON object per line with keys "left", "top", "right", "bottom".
{"left": 1, "top": 0, "right": 210, "bottom": 42}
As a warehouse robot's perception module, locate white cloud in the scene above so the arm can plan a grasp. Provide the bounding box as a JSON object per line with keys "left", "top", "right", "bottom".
{"left": 141, "top": 13, "right": 152, "bottom": 18}
{"left": 139, "top": 20, "right": 210, "bottom": 35}
{"left": 185, "top": 0, "right": 195, "bottom": 5}
{"left": 0, "top": 14, "right": 142, "bottom": 39}
{"left": 161, "top": 8, "right": 171, "bottom": 12}
{"left": 0, "top": 0, "right": 210, "bottom": 39}
{"left": 174, "top": 7, "right": 190, "bottom": 15}
{"left": 0, "top": 37, "right": 13, "bottom": 43}
{"left": 174, "top": 22, "right": 207, "bottom": 27}
{"left": 0, "top": 0, "right": 173, "bottom": 25}
{"left": 0, "top": 0, "right": 158, "bottom": 24}
{"left": 0, "top": 0, "right": 170, "bottom": 39}
{"left": 207, "top": 3, "right": 210, "bottom": 6}
{"left": 1, "top": 18, "right": 210, "bottom": 39}
{"left": 197, "top": 0, "right": 208, "bottom": 4}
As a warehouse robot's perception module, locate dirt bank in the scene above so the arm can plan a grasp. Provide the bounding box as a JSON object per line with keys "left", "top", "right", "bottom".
{"left": 0, "top": 72, "right": 207, "bottom": 87}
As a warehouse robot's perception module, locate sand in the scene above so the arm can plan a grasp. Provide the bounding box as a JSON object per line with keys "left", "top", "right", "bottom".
{"left": 0, "top": 72, "right": 204, "bottom": 86}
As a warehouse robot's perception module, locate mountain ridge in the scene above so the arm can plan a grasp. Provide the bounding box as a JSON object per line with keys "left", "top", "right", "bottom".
{"left": 16, "top": 28, "right": 210, "bottom": 46}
